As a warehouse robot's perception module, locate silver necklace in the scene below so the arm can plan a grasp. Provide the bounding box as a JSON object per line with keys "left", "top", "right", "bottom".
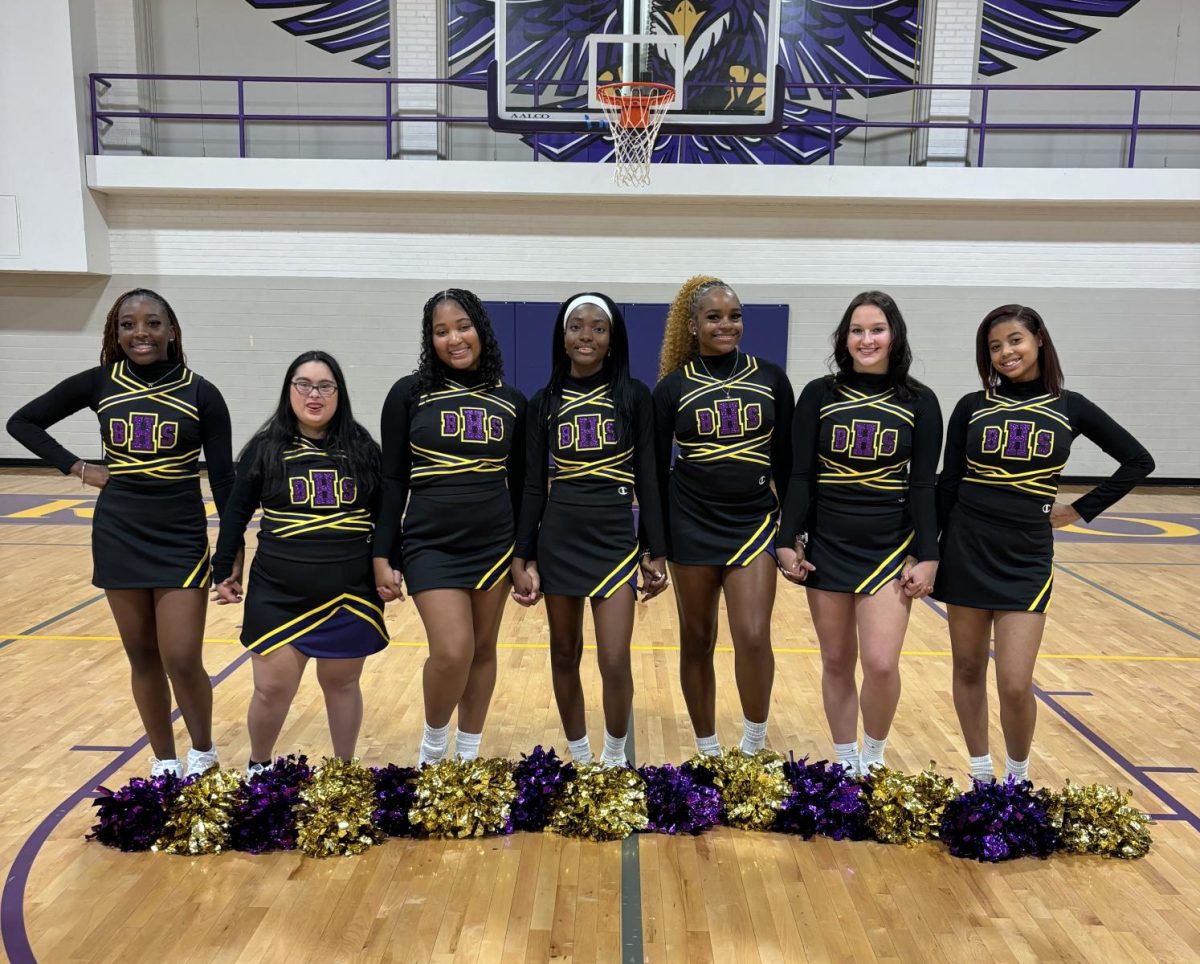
{"left": 695, "top": 348, "right": 741, "bottom": 399}
{"left": 128, "top": 361, "right": 182, "bottom": 388}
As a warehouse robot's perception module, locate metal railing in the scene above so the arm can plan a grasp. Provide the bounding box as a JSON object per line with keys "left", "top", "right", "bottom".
{"left": 89, "top": 73, "right": 1200, "bottom": 168}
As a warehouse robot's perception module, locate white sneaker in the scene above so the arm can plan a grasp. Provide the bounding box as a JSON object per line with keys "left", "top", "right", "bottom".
{"left": 150, "top": 757, "right": 183, "bottom": 778}
{"left": 185, "top": 745, "right": 219, "bottom": 777}
{"left": 246, "top": 761, "right": 273, "bottom": 779}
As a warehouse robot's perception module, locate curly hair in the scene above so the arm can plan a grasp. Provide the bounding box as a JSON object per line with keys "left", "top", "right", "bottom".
{"left": 100, "top": 288, "right": 186, "bottom": 366}
{"left": 412, "top": 288, "right": 505, "bottom": 395}
{"left": 657, "top": 275, "right": 734, "bottom": 379}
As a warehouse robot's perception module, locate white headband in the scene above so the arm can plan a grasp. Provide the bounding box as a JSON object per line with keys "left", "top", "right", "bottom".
{"left": 562, "top": 295, "right": 611, "bottom": 327}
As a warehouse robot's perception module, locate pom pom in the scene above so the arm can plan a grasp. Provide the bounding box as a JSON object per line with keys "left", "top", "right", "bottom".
{"left": 295, "top": 758, "right": 382, "bottom": 858}
{"left": 775, "top": 756, "right": 869, "bottom": 841}
{"left": 511, "top": 746, "right": 575, "bottom": 833}
{"left": 862, "top": 763, "right": 959, "bottom": 846}
{"left": 230, "top": 755, "right": 313, "bottom": 854}
{"left": 409, "top": 758, "right": 515, "bottom": 838}
{"left": 638, "top": 763, "right": 721, "bottom": 836}
{"left": 939, "top": 777, "right": 1058, "bottom": 861}
{"left": 683, "top": 749, "right": 790, "bottom": 831}
{"left": 88, "top": 772, "right": 186, "bottom": 851}
{"left": 371, "top": 763, "right": 420, "bottom": 838}
{"left": 154, "top": 768, "right": 242, "bottom": 855}
{"left": 1042, "top": 782, "right": 1152, "bottom": 859}
{"left": 549, "top": 763, "right": 649, "bottom": 841}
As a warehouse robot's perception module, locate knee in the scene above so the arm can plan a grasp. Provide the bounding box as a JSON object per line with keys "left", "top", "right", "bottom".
{"left": 821, "top": 645, "right": 856, "bottom": 679}
{"left": 428, "top": 642, "right": 473, "bottom": 678}
{"left": 953, "top": 656, "right": 989, "bottom": 686}
{"left": 125, "top": 644, "right": 164, "bottom": 675}
{"left": 997, "top": 675, "right": 1033, "bottom": 707}
{"left": 596, "top": 649, "right": 632, "bottom": 685}
{"left": 317, "top": 667, "right": 361, "bottom": 697}
{"left": 859, "top": 650, "right": 899, "bottom": 684}
{"left": 679, "top": 623, "right": 718, "bottom": 660}
{"left": 254, "top": 676, "right": 299, "bottom": 705}
{"left": 162, "top": 650, "right": 208, "bottom": 686}
{"left": 549, "top": 642, "right": 582, "bottom": 676}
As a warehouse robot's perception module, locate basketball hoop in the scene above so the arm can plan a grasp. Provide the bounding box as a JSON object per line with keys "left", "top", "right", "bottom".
{"left": 596, "top": 81, "right": 674, "bottom": 187}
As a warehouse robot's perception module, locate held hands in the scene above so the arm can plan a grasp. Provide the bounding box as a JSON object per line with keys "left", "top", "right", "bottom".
{"left": 211, "top": 577, "right": 243, "bottom": 605}
{"left": 373, "top": 557, "right": 405, "bottom": 603}
{"left": 72, "top": 459, "right": 109, "bottom": 490}
{"left": 1049, "top": 502, "right": 1082, "bottom": 529}
{"left": 899, "top": 557, "right": 938, "bottom": 599}
{"left": 776, "top": 544, "right": 816, "bottom": 585}
{"left": 230, "top": 546, "right": 246, "bottom": 586}
{"left": 638, "top": 554, "right": 669, "bottom": 601}
{"left": 510, "top": 558, "right": 541, "bottom": 606}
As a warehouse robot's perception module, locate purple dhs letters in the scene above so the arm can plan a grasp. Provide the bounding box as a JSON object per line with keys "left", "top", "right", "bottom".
{"left": 830, "top": 420, "right": 898, "bottom": 460}
{"left": 559, "top": 414, "right": 617, "bottom": 450}
{"left": 982, "top": 421, "right": 1053, "bottom": 460}
{"left": 290, "top": 470, "right": 356, "bottom": 508}
{"left": 696, "top": 399, "right": 762, "bottom": 438}
{"left": 109, "top": 413, "right": 178, "bottom": 453}
{"left": 441, "top": 406, "right": 504, "bottom": 443}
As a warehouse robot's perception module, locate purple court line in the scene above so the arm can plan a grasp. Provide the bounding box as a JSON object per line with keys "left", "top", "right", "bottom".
{"left": 918, "top": 597, "right": 1200, "bottom": 834}
{"left": 1040, "top": 691, "right": 1092, "bottom": 697}
{"left": 0, "top": 593, "right": 106, "bottom": 653}
{"left": 1141, "top": 767, "right": 1198, "bottom": 774}
{"left": 70, "top": 745, "right": 129, "bottom": 753}
{"left": 1, "top": 649, "right": 251, "bottom": 964}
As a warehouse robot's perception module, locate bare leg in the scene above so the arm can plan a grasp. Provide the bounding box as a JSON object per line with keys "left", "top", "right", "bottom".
{"left": 457, "top": 581, "right": 509, "bottom": 733}
{"left": 948, "top": 605, "right": 994, "bottom": 757}
{"left": 854, "top": 581, "right": 912, "bottom": 740}
{"left": 316, "top": 656, "right": 368, "bottom": 759}
{"left": 668, "top": 562, "right": 723, "bottom": 738}
{"left": 722, "top": 553, "right": 777, "bottom": 724}
{"left": 992, "top": 611, "right": 1046, "bottom": 763}
{"left": 545, "top": 594, "right": 587, "bottom": 741}
{"left": 247, "top": 645, "right": 308, "bottom": 761}
{"left": 413, "top": 589, "right": 476, "bottom": 728}
{"left": 107, "top": 588, "right": 175, "bottom": 759}
{"left": 806, "top": 588, "right": 859, "bottom": 745}
{"left": 590, "top": 586, "right": 636, "bottom": 740}
{"left": 153, "top": 587, "right": 212, "bottom": 751}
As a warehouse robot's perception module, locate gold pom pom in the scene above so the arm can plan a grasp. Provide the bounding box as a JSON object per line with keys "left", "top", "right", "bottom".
{"left": 862, "top": 763, "right": 959, "bottom": 846}
{"left": 295, "top": 757, "right": 381, "bottom": 858}
{"left": 1042, "top": 782, "right": 1152, "bottom": 859}
{"left": 409, "top": 758, "right": 515, "bottom": 838}
{"left": 154, "top": 768, "right": 241, "bottom": 855}
{"left": 687, "top": 749, "right": 790, "bottom": 832}
{"left": 549, "top": 763, "right": 648, "bottom": 841}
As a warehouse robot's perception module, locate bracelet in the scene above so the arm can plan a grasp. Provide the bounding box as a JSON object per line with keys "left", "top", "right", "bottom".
{"left": 79, "top": 462, "right": 87, "bottom": 487}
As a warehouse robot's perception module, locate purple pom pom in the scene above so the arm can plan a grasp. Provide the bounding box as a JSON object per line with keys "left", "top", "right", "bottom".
{"left": 230, "top": 755, "right": 313, "bottom": 854}
{"left": 511, "top": 746, "right": 575, "bottom": 832}
{"left": 372, "top": 763, "right": 420, "bottom": 837}
{"left": 939, "top": 776, "right": 1059, "bottom": 862}
{"left": 638, "top": 764, "right": 721, "bottom": 836}
{"left": 775, "top": 756, "right": 869, "bottom": 841}
{"left": 88, "top": 772, "right": 186, "bottom": 851}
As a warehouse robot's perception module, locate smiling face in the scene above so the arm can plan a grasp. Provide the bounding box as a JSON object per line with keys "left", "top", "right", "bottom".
{"left": 988, "top": 318, "right": 1042, "bottom": 383}
{"left": 431, "top": 299, "right": 481, "bottom": 371}
{"left": 289, "top": 360, "right": 339, "bottom": 437}
{"left": 563, "top": 303, "right": 610, "bottom": 378}
{"left": 116, "top": 295, "right": 175, "bottom": 364}
{"left": 692, "top": 286, "right": 743, "bottom": 356}
{"left": 846, "top": 304, "right": 892, "bottom": 374}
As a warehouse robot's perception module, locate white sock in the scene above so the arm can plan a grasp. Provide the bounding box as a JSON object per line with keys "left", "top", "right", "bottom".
{"left": 695, "top": 733, "right": 721, "bottom": 757}
{"left": 419, "top": 721, "right": 450, "bottom": 766}
{"left": 455, "top": 729, "right": 482, "bottom": 761}
{"left": 834, "top": 740, "right": 861, "bottom": 778}
{"left": 566, "top": 734, "right": 593, "bottom": 764}
{"left": 739, "top": 717, "right": 768, "bottom": 754}
{"left": 861, "top": 733, "right": 887, "bottom": 771}
{"left": 1005, "top": 756, "right": 1030, "bottom": 783}
{"left": 969, "top": 753, "right": 994, "bottom": 782}
{"left": 600, "top": 729, "right": 628, "bottom": 768}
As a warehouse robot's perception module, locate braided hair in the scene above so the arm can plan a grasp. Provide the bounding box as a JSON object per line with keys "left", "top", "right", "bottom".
{"left": 412, "top": 288, "right": 505, "bottom": 395}
{"left": 100, "top": 288, "right": 186, "bottom": 366}
{"left": 657, "top": 275, "right": 734, "bottom": 379}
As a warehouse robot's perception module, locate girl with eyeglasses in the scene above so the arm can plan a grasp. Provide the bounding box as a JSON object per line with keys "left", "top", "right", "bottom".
{"left": 7, "top": 288, "right": 234, "bottom": 778}
{"left": 211, "top": 351, "right": 385, "bottom": 774}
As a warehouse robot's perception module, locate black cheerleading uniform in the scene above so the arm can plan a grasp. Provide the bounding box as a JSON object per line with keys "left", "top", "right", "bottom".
{"left": 933, "top": 380, "right": 1154, "bottom": 612}
{"left": 515, "top": 373, "right": 667, "bottom": 598}
{"left": 7, "top": 360, "right": 233, "bottom": 589}
{"left": 653, "top": 351, "right": 794, "bottom": 566}
{"left": 778, "top": 372, "right": 942, "bottom": 594}
{"left": 210, "top": 435, "right": 388, "bottom": 658}
{"left": 374, "top": 372, "right": 526, "bottom": 593}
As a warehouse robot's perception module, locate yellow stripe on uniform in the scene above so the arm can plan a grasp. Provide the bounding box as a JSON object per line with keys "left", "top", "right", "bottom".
{"left": 726, "top": 513, "right": 776, "bottom": 567}
{"left": 1028, "top": 572, "right": 1054, "bottom": 613}
{"left": 475, "top": 545, "right": 515, "bottom": 590}
{"left": 592, "top": 544, "right": 641, "bottom": 598}
{"left": 182, "top": 549, "right": 211, "bottom": 589}
{"left": 855, "top": 531, "right": 914, "bottom": 594}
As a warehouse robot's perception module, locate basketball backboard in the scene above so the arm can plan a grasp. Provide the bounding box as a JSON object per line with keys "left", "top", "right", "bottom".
{"left": 488, "top": 0, "right": 784, "bottom": 134}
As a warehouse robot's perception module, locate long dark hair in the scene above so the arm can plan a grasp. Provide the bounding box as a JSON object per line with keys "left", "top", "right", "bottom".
{"left": 243, "top": 351, "right": 381, "bottom": 498}
{"left": 829, "top": 291, "right": 919, "bottom": 400}
{"left": 101, "top": 288, "right": 186, "bottom": 366}
{"left": 975, "top": 304, "right": 1064, "bottom": 395}
{"left": 539, "top": 292, "right": 637, "bottom": 437}
{"left": 413, "top": 288, "right": 505, "bottom": 395}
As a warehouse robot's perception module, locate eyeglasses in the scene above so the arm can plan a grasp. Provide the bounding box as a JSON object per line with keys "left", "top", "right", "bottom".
{"left": 292, "top": 379, "right": 339, "bottom": 398}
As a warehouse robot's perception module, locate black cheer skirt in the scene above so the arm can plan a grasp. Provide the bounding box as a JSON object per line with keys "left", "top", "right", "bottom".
{"left": 932, "top": 505, "right": 1054, "bottom": 613}
{"left": 402, "top": 486, "right": 514, "bottom": 593}
{"left": 806, "top": 500, "right": 914, "bottom": 595}
{"left": 538, "top": 499, "right": 640, "bottom": 598}
{"left": 668, "top": 478, "right": 777, "bottom": 568}
{"left": 242, "top": 547, "right": 388, "bottom": 658}
{"left": 91, "top": 480, "right": 211, "bottom": 590}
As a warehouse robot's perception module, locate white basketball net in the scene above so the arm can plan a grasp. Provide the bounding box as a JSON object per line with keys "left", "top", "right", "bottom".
{"left": 597, "top": 83, "right": 673, "bottom": 188}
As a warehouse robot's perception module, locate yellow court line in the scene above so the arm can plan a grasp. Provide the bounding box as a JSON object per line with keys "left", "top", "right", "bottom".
{"left": 3, "top": 633, "right": 1199, "bottom": 663}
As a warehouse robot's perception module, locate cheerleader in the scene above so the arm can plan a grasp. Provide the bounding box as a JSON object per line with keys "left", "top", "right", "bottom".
{"left": 374, "top": 290, "right": 526, "bottom": 765}
{"left": 776, "top": 292, "right": 942, "bottom": 775}
{"left": 934, "top": 305, "right": 1154, "bottom": 783}
{"left": 210, "top": 352, "right": 385, "bottom": 772}
{"left": 7, "top": 289, "right": 233, "bottom": 777}
{"left": 653, "top": 276, "right": 794, "bottom": 756}
{"left": 510, "top": 293, "right": 668, "bottom": 766}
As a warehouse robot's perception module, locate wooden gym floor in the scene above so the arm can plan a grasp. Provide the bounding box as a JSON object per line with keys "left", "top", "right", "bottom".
{"left": 0, "top": 468, "right": 1197, "bottom": 963}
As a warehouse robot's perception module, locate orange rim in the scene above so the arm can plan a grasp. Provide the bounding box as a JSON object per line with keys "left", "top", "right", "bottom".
{"left": 596, "top": 82, "right": 675, "bottom": 129}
